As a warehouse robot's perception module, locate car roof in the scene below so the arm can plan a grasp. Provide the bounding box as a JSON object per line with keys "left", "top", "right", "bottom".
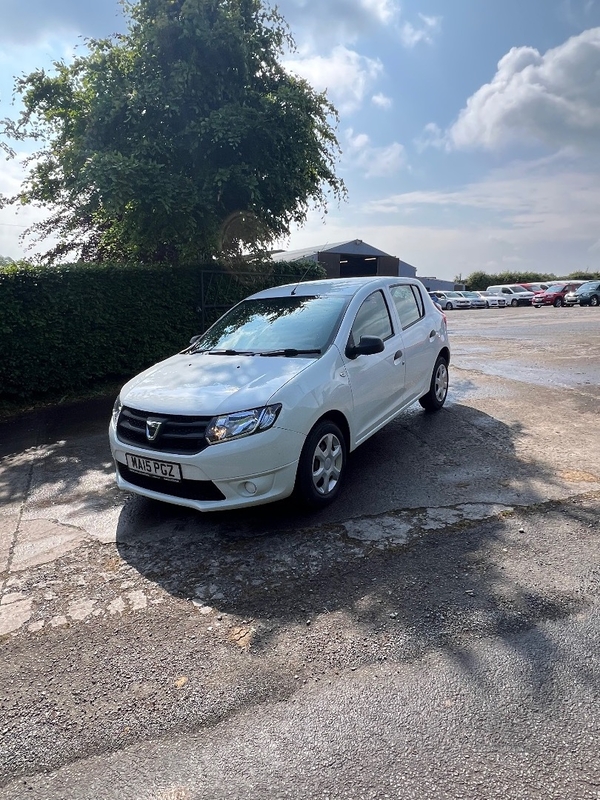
{"left": 250, "top": 276, "right": 420, "bottom": 300}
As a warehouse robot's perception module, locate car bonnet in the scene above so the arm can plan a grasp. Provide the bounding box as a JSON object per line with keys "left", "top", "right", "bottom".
{"left": 119, "top": 352, "right": 316, "bottom": 416}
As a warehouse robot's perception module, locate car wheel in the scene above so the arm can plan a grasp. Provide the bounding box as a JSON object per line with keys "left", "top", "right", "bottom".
{"left": 485, "top": 301, "right": 490, "bottom": 308}
{"left": 419, "top": 355, "right": 449, "bottom": 412}
{"left": 590, "top": 295, "right": 599, "bottom": 307}
{"left": 553, "top": 297, "right": 563, "bottom": 307}
{"left": 445, "top": 302, "right": 452, "bottom": 310}
{"left": 294, "top": 420, "right": 346, "bottom": 508}
{"left": 511, "top": 298, "right": 518, "bottom": 307}
{"left": 534, "top": 304, "right": 541, "bottom": 308}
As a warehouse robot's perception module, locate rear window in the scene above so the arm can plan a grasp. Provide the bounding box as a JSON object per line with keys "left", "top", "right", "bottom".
{"left": 390, "top": 284, "right": 425, "bottom": 329}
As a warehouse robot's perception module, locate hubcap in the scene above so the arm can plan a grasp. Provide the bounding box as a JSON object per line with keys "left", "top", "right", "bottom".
{"left": 311, "top": 433, "right": 343, "bottom": 496}
{"left": 434, "top": 363, "right": 449, "bottom": 403}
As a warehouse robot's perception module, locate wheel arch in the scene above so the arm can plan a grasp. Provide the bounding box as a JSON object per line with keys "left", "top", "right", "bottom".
{"left": 438, "top": 346, "right": 450, "bottom": 366}
{"left": 311, "top": 410, "right": 351, "bottom": 453}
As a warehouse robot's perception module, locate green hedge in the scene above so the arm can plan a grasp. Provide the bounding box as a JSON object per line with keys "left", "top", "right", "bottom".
{"left": 0, "top": 259, "right": 325, "bottom": 401}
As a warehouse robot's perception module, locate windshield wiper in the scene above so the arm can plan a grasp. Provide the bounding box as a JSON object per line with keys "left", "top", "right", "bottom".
{"left": 195, "top": 349, "right": 256, "bottom": 356}
{"left": 259, "top": 348, "right": 321, "bottom": 357}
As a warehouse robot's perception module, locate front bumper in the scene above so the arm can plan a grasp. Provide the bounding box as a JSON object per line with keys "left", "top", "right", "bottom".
{"left": 109, "top": 422, "right": 305, "bottom": 512}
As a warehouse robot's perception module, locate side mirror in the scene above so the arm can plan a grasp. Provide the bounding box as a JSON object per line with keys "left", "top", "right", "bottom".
{"left": 346, "top": 335, "right": 385, "bottom": 360}
{"left": 189, "top": 334, "right": 201, "bottom": 345}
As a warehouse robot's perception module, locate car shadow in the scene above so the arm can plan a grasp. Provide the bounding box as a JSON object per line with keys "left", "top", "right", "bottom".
{"left": 114, "top": 401, "right": 598, "bottom": 699}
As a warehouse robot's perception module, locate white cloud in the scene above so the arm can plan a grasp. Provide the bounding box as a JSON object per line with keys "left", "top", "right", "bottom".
{"left": 277, "top": 0, "right": 400, "bottom": 47}
{"left": 344, "top": 129, "right": 406, "bottom": 177}
{"left": 0, "top": 0, "right": 124, "bottom": 44}
{"left": 446, "top": 27, "right": 600, "bottom": 152}
{"left": 366, "top": 163, "right": 600, "bottom": 238}
{"left": 277, "top": 1, "right": 439, "bottom": 52}
{"left": 399, "top": 13, "right": 442, "bottom": 48}
{"left": 0, "top": 154, "right": 55, "bottom": 259}
{"left": 414, "top": 122, "right": 445, "bottom": 151}
{"left": 285, "top": 47, "right": 383, "bottom": 114}
{"left": 372, "top": 93, "right": 393, "bottom": 109}
{"left": 274, "top": 158, "right": 600, "bottom": 280}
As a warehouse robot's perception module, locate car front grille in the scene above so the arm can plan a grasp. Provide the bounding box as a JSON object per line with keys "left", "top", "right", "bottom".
{"left": 117, "top": 407, "right": 212, "bottom": 454}
{"left": 117, "top": 463, "right": 225, "bottom": 502}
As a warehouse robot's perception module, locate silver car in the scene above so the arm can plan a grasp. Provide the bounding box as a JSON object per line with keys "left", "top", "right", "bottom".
{"left": 432, "top": 291, "right": 471, "bottom": 310}
{"left": 458, "top": 291, "right": 487, "bottom": 309}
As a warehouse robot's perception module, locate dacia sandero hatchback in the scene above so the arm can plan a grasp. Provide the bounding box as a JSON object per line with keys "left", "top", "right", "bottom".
{"left": 109, "top": 277, "right": 450, "bottom": 512}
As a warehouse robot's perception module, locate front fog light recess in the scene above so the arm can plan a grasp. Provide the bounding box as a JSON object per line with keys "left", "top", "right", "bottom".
{"left": 205, "top": 404, "right": 282, "bottom": 444}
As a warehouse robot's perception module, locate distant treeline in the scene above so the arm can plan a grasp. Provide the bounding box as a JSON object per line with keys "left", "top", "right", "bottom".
{"left": 464, "top": 270, "right": 600, "bottom": 291}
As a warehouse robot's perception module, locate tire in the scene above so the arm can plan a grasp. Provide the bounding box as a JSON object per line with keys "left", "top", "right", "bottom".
{"left": 485, "top": 301, "right": 490, "bottom": 308}
{"left": 445, "top": 302, "right": 452, "bottom": 310}
{"left": 590, "top": 295, "right": 599, "bottom": 307}
{"left": 511, "top": 298, "right": 518, "bottom": 307}
{"left": 294, "top": 420, "right": 347, "bottom": 509}
{"left": 553, "top": 297, "right": 563, "bottom": 307}
{"left": 419, "top": 355, "right": 449, "bottom": 412}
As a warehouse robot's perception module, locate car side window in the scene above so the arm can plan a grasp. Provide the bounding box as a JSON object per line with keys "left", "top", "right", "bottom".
{"left": 350, "top": 291, "right": 394, "bottom": 344}
{"left": 390, "top": 284, "right": 424, "bottom": 329}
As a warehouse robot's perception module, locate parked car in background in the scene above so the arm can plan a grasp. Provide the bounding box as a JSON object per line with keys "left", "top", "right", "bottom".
{"left": 486, "top": 284, "right": 535, "bottom": 306}
{"left": 566, "top": 280, "right": 600, "bottom": 307}
{"left": 477, "top": 291, "right": 506, "bottom": 308}
{"left": 428, "top": 292, "right": 443, "bottom": 311}
{"left": 457, "top": 291, "right": 487, "bottom": 308}
{"left": 520, "top": 283, "right": 550, "bottom": 292}
{"left": 533, "top": 282, "right": 587, "bottom": 307}
{"left": 430, "top": 290, "right": 471, "bottom": 310}
{"left": 109, "top": 277, "right": 451, "bottom": 512}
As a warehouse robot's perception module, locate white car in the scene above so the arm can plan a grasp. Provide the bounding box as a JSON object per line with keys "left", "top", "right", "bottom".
{"left": 486, "top": 284, "right": 535, "bottom": 306}
{"left": 477, "top": 291, "right": 506, "bottom": 308}
{"left": 109, "top": 277, "right": 450, "bottom": 512}
{"left": 431, "top": 291, "right": 471, "bottom": 310}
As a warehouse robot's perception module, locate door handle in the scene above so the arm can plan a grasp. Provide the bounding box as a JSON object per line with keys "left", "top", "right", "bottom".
{"left": 394, "top": 350, "right": 403, "bottom": 359}
{"left": 429, "top": 330, "right": 436, "bottom": 338}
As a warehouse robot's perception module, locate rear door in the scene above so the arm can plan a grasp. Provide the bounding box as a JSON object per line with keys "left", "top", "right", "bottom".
{"left": 389, "top": 283, "right": 437, "bottom": 403}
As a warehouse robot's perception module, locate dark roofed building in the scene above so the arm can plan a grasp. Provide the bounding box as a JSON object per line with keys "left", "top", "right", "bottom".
{"left": 271, "top": 240, "right": 416, "bottom": 279}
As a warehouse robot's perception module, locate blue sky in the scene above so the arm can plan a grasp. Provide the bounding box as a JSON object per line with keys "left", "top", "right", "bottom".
{"left": 1, "top": 0, "right": 600, "bottom": 280}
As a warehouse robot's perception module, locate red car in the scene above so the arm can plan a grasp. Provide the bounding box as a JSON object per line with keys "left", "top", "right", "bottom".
{"left": 532, "top": 282, "right": 585, "bottom": 308}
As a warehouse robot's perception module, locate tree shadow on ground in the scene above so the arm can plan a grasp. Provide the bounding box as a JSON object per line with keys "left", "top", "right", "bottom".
{"left": 0, "top": 396, "right": 117, "bottom": 514}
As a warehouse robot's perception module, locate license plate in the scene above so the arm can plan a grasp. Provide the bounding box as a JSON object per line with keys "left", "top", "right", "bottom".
{"left": 125, "top": 453, "right": 182, "bottom": 482}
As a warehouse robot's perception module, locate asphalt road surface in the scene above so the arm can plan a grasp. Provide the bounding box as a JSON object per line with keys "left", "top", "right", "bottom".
{"left": 1, "top": 305, "right": 599, "bottom": 799}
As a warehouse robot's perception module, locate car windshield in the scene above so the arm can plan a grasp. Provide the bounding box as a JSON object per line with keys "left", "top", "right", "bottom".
{"left": 191, "top": 294, "right": 349, "bottom": 354}
{"left": 576, "top": 282, "right": 599, "bottom": 294}
{"left": 463, "top": 292, "right": 479, "bottom": 297}
{"left": 447, "top": 291, "right": 461, "bottom": 297}
{"left": 545, "top": 284, "right": 565, "bottom": 293}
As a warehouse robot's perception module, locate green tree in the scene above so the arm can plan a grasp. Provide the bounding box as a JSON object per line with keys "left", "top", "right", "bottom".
{"left": 1, "top": 0, "right": 345, "bottom": 265}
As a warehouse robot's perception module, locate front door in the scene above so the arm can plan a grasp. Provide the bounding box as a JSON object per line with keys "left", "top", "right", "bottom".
{"left": 342, "top": 290, "right": 406, "bottom": 445}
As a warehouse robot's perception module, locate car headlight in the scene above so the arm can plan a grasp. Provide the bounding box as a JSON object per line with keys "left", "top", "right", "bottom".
{"left": 112, "top": 396, "right": 122, "bottom": 426}
{"left": 205, "top": 404, "right": 282, "bottom": 445}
